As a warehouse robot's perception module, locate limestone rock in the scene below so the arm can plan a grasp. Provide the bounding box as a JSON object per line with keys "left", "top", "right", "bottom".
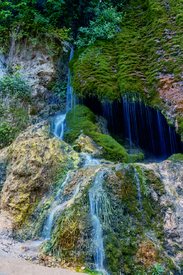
{"left": 0, "top": 121, "right": 80, "bottom": 226}
{"left": 48, "top": 159, "right": 183, "bottom": 274}
{"left": 8, "top": 46, "right": 55, "bottom": 97}
{"left": 73, "top": 134, "right": 103, "bottom": 158}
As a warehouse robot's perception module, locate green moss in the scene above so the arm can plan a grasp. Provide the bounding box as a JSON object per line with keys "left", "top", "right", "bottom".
{"left": 83, "top": 268, "right": 103, "bottom": 275}
{"left": 177, "top": 116, "right": 183, "bottom": 141}
{"left": 70, "top": 0, "right": 183, "bottom": 136}
{"left": 168, "top": 153, "right": 183, "bottom": 162}
{"left": 65, "top": 104, "right": 132, "bottom": 162}
{"left": 101, "top": 164, "right": 167, "bottom": 274}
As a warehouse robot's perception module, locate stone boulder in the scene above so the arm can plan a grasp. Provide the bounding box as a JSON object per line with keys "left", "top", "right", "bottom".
{"left": 0, "top": 121, "right": 80, "bottom": 226}
{"left": 73, "top": 134, "right": 103, "bottom": 158}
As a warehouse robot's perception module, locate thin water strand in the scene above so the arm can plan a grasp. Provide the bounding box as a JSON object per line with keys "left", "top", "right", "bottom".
{"left": 134, "top": 167, "right": 142, "bottom": 213}
{"left": 45, "top": 182, "right": 80, "bottom": 240}
{"left": 0, "top": 55, "right": 6, "bottom": 78}
{"left": 89, "top": 170, "right": 109, "bottom": 274}
{"left": 66, "top": 47, "right": 74, "bottom": 113}
{"left": 53, "top": 113, "right": 66, "bottom": 140}
{"left": 52, "top": 46, "right": 74, "bottom": 140}
{"left": 44, "top": 173, "right": 71, "bottom": 239}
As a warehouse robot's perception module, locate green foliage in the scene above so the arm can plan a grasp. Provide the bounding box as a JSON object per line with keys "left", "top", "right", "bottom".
{"left": 135, "top": 264, "right": 166, "bottom": 275}
{"left": 75, "top": 4, "right": 123, "bottom": 48}
{"left": 52, "top": 80, "right": 67, "bottom": 99}
{"left": 65, "top": 104, "right": 144, "bottom": 162}
{"left": 135, "top": 270, "right": 147, "bottom": 275}
{"left": 168, "top": 153, "right": 183, "bottom": 162}
{"left": 149, "top": 264, "right": 165, "bottom": 275}
{"left": 0, "top": 120, "right": 15, "bottom": 148}
{"left": 65, "top": 104, "right": 130, "bottom": 162}
{"left": 83, "top": 268, "right": 103, "bottom": 275}
{"left": 0, "top": 72, "right": 32, "bottom": 102}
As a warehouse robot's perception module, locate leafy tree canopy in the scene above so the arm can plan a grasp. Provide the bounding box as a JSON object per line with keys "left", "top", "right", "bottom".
{"left": 75, "top": 3, "right": 123, "bottom": 48}
{"left": 0, "top": 0, "right": 128, "bottom": 45}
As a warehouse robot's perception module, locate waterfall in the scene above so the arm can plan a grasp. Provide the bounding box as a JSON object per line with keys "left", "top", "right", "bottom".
{"left": 44, "top": 153, "right": 100, "bottom": 240}
{"left": 53, "top": 113, "right": 66, "bottom": 140}
{"left": 89, "top": 170, "right": 109, "bottom": 275}
{"left": 44, "top": 172, "right": 80, "bottom": 240}
{"left": 84, "top": 95, "right": 183, "bottom": 159}
{"left": 0, "top": 55, "right": 6, "bottom": 78}
{"left": 53, "top": 47, "right": 74, "bottom": 140}
{"left": 134, "top": 167, "right": 142, "bottom": 213}
{"left": 82, "top": 153, "right": 101, "bottom": 167}
{"left": 66, "top": 47, "right": 74, "bottom": 113}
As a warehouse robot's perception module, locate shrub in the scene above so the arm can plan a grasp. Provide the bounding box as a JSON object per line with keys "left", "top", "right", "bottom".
{"left": 149, "top": 264, "right": 165, "bottom": 275}
{"left": 52, "top": 80, "right": 67, "bottom": 99}
{"left": 0, "top": 120, "right": 15, "bottom": 148}
{"left": 75, "top": 3, "right": 123, "bottom": 48}
{"left": 0, "top": 72, "right": 32, "bottom": 102}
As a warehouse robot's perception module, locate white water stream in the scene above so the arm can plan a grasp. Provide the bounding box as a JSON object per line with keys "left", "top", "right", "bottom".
{"left": 44, "top": 171, "right": 80, "bottom": 240}
{"left": 82, "top": 153, "right": 101, "bottom": 167}
{"left": 0, "top": 55, "right": 6, "bottom": 79}
{"left": 89, "top": 170, "right": 109, "bottom": 275}
{"left": 53, "top": 47, "right": 74, "bottom": 140}
{"left": 134, "top": 167, "right": 142, "bottom": 213}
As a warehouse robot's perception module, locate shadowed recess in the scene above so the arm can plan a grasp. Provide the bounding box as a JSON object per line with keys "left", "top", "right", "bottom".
{"left": 83, "top": 95, "right": 183, "bottom": 159}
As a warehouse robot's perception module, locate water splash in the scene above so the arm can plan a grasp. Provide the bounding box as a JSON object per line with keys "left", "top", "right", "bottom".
{"left": 53, "top": 113, "right": 66, "bottom": 140}
{"left": 89, "top": 170, "right": 109, "bottom": 275}
{"left": 82, "top": 153, "right": 100, "bottom": 167}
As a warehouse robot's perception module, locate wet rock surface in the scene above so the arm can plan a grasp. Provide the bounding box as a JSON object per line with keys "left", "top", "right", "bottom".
{"left": 0, "top": 121, "right": 80, "bottom": 226}
{"left": 1, "top": 119, "right": 183, "bottom": 274}
{"left": 73, "top": 134, "right": 103, "bottom": 158}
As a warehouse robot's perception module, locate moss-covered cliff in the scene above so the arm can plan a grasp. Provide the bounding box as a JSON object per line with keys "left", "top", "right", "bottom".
{"left": 70, "top": 0, "right": 183, "bottom": 138}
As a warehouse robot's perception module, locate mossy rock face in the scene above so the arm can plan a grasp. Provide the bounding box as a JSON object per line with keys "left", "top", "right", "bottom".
{"left": 0, "top": 121, "right": 80, "bottom": 226}
{"left": 65, "top": 104, "right": 144, "bottom": 163}
{"left": 70, "top": 0, "right": 183, "bottom": 138}
{"left": 46, "top": 160, "right": 183, "bottom": 274}
{"left": 168, "top": 153, "right": 183, "bottom": 162}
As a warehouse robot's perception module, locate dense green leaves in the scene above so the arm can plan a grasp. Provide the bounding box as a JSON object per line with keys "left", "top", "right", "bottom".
{"left": 0, "top": 73, "right": 32, "bottom": 102}
{"left": 0, "top": 120, "right": 15, "bottom": 147}
{"left": 0, "top": 0, "right": 127, "bottom": 45}
{"left": 75, "top": 3, "right": 123, "bottom": 48}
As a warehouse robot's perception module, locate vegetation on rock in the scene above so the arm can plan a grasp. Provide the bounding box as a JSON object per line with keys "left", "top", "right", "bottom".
{"left": 0, "top": 72, "right": 32, "bottom": 148}
{"left": 168, "top": 153, "right": 183, "bottom": 162}
{"left": 70, "top": 0, "right": 183, "bottom": 137}
{"left": 65, "top": 104, "right": 144, "bottom": 162}
{"left": 0, "top": 122, "right": 80, "bottom": 226}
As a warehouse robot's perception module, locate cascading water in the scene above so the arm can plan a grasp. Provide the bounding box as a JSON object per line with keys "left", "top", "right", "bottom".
{"left": 0, "top": 55, "right": 6, "bottom": 78}
{"left": 52, "top": 47, "right": 74, "bottom": 140}
{"left": 89, "top": 170, "right": 109, "bottom": 275}
{"left": 82, "top": 153, "right": 101, "bottom": 167}
{"left": 66, "top": 47, "right": 74, "bottom": 113}
{"left": 134, "top": 167, "right": 142, "bottom": 213}
{"left": 84, "top": 95, "right": 183, "bottom": 160}
{"left": 44, "top": 172, "right": 80, "bottom": 240}
{"left": 53, "top": 113, "right": 66, "bottom": 140}
{"left": 44, "top": 154, "right": 100, "bottom": 240}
